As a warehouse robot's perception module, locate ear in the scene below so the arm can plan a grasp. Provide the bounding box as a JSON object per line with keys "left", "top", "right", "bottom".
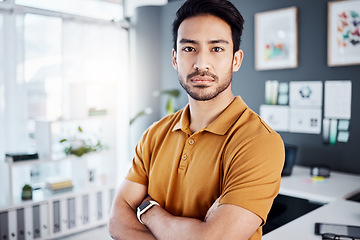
{"left": 172, "top": 49, "right": 178, "bottom": 70}
{"left": 232, "top": 49, "right": 243, "bottom": 72}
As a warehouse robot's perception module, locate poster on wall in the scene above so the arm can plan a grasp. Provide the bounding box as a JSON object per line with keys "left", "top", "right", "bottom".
{"left": 260, "top": 105, "right": 289, "bottom": 132}
{"left": 328, "top": 0, "right": 360, "bottom": 66}
{"left": 255, "top": 7, "right": 298, "bottom": 71}
{"left": 289, "top": 81, "right": 323, "bottom": 107}
{"left": 324, "top": 80, "right": 352, "bottom": 119}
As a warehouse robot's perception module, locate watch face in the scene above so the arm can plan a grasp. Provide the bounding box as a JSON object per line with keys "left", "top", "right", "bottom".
{"left": 138, "top": 200, "right": 150, "bottom": 212}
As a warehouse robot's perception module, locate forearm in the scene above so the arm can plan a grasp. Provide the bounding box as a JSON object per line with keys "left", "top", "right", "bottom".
{"left": 108, "top": 200, "right": 156, "bottom": 240}
{"left": 108, "top": 180, "right": 156, "bottom": 240}
{"left": 141, "top": 200, "right": 261, "bottom": 240}
{"left": 141, "top": 205, "right": 210, "bottom": 240}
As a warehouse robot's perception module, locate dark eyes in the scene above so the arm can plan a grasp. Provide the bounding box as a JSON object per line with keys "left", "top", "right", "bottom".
{"left": 183, "top": 47, "right": 195, "bottom": 52}
{"left": 182, "top": 46, "right": 224, "bottom": 53}
{"left": 212, "top": 47, "right": 224, "bottom": 52}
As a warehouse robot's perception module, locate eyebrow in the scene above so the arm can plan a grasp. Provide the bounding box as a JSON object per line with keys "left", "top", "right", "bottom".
{"left": 179, "top": 38, "right": 230, "bottom": 45}
{"left": 209, "top": 39, "right": 230, "bottom": 45}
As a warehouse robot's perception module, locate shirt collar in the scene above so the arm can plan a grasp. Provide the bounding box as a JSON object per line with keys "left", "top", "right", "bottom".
{"left": 172, "top": 96, "right": 248, "bottom": 135}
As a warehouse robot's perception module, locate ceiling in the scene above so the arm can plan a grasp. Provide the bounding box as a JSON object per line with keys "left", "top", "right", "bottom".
{"left": 124, "top": 0, "right": 168, "bottom": 17}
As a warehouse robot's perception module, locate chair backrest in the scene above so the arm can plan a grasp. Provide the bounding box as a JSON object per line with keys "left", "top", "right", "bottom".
{"left": 281, "top": 144, "right": 298, "bottom": 176}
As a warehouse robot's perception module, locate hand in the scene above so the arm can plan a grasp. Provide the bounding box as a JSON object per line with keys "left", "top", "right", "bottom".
{"left": 204, "top": 197, "right": 220, "bottom": 222}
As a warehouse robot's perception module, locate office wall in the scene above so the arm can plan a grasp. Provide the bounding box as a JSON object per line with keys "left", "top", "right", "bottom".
{"left": 129, "top": 6, "right": 163, "bottom": 151}
{"left": 133, "top": 0, "right": 360, "bottom": 174}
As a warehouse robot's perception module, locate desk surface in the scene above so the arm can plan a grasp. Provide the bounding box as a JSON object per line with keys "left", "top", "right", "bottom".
{"left": 280, "top": 166, "right": 360, "bottom": 203}
{"left": 263, "top": 200, "right": 360, "bottom": 240}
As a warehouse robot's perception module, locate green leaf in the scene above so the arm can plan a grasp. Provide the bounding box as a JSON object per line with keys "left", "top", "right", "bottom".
{"left": 59, "top": 139, "right": 67, "bottom": 143}
{"left": 22, "top": 184, "right": 32, "bottom": 191}
{"left": 166, "top": 96, "right": 174, "bottom": 114}
{"left": 78, "top": 126, "right": 83, "bottom": 132}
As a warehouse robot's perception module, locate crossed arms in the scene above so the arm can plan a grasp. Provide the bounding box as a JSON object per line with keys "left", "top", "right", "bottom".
{"left": 108, "top": 179, "right": 262, "bottom": 240}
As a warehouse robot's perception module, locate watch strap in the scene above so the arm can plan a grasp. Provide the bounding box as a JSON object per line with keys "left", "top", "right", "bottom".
{"left": 137, "top": 200, "right": 160, "bottom": 224}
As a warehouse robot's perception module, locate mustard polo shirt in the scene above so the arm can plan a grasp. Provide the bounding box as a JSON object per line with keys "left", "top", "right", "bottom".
{"left": 126, "top": 96, "right": 284, "bottom": 239}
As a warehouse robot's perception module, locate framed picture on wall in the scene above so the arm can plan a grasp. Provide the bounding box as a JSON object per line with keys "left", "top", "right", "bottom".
{"left": 255, "top": 7, "right": 298, "bottom": 71}
{"left": 328, "top": 0, "right": 360, "bottom": 67}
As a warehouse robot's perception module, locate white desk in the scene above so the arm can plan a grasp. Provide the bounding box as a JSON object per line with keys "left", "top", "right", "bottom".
{"left": 279, "top": 166, "right": 360, "bottom": 203}
{"left": 264, "top": 166, "right": 360, "bottom": 239}
{"left": 263, "top": 200, "right": 360, "bottom": 240}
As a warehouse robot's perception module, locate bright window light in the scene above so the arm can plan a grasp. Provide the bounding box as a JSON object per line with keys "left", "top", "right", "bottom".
{"left": 24, "top": 14, "right": 63, "bottom": 120}
{"left": 16, "top": 0, "right": 123, "bottom": 21}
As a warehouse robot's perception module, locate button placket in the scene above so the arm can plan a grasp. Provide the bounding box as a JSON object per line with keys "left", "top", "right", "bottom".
{"left": 179, "top": 137, "right": 195, "bottom": 171}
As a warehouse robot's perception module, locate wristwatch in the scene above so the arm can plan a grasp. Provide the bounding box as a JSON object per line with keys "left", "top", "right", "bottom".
{"left": 137, "top": 200, "right": 160, "bottom": 224}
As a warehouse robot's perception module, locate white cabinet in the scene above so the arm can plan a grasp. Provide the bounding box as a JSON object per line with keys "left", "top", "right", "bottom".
{"left": 0, "top": 188, "right": 116, "bottom": 240}
{"left": 0, "top": 117, "right": 118, "bottom": 239}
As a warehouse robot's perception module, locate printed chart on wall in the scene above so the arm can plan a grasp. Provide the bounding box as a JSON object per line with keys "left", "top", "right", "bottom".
{"left": 260, "top": 81, "right": 322, "bottom": 134}
{"left": 289, "top": 81, "right": 322, "bottom": 134}
{"left": 260, "top": 80, "right": 352, "bottom": 145}
{"left": 323, "top": 81, "right": 352, "bottom": 145}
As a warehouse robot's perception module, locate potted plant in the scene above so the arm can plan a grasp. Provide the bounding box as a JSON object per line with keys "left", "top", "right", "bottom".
{"left": 59, "top": 126, "right": 104, "bottom": 157}
{"left": 21, "top": 184, "right": 33, "bottom": 200}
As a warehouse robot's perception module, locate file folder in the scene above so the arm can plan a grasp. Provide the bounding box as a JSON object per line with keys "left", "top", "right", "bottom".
{"left": 60, "top": 199, "right": 68, "bottom": 233}
{"left": 33, "top": 205, "right": 41, "bottom": 239}
{"left": 17, "top": 208, "right": 25, "bottom": 240}
{"left": 0, "top": 211, "right": 9, "bottom": 240}
{"left": 67, "top": 197, "right": 76, "bottom": 229}
{"left": 97, "top": 192, "right": 103, "bottom": 220}
{"left": 75, "top": 195, "right": 84, "bottom": 227}
{"left": 82, "top": 195, "right": 89, "bottom": 225}
{"left": 8, "top": 209, "right": 17, "bottom": 240}
{"left": 24, "top": 206, "right": 33, "bottom": 240}
{"left": 40, "top": 203, "right": 49, "bottom": 238}
{"left": 53, "top": 201, "right": 61, "bottom": 233}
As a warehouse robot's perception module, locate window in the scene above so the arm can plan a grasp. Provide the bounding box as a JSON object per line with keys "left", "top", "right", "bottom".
{"left": 0, "top": 3, "right": 129, "bottom": 161}
{"left": 0, "top": 14, "right": 4, "bottom": 158}
{"left": 16, "top": 0, "right": 123, "bottom": 21}
{"left": 61, "top": 20, "right": 124, "bottom": 119}
{"left": 24, "top": 14, "right": 62, "bottom": 120}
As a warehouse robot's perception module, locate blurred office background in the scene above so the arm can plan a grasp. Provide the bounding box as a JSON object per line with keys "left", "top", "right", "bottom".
{"left": 0, "top": 0, "right": 359, "bottom": 239}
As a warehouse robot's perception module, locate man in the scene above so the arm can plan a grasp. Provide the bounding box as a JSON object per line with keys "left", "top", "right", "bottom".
{"left": 109, "top": 0, "right": 284, "bottom": 239}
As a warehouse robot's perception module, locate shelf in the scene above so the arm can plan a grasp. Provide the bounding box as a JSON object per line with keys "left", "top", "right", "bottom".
{"left": 5, "top": 149, "right": 110, "bottom": 167}
{"left": 1, "top": 116, "right": 118, "bottom": 239}
{"left": 5, "top": 184, "right": 117, "bottom": 209}
{"left": 0, "top": 185, "right": 116, "bottom": 240}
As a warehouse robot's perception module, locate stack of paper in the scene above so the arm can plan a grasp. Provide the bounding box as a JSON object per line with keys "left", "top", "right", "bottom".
{"left": 46, "top": 178, "right": 73, "bottom": 191}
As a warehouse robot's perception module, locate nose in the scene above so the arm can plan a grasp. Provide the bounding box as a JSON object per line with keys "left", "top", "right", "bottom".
{"left": 193, "top": 51, "right": 210, "bottom": 71}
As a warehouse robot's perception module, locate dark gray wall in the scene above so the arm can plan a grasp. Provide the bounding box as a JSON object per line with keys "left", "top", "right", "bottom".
{"left": 129, "top": 6, "right": 163, "bottom": 151}
{"left": 133, "top": 0, "right": 360, "bottom": 174}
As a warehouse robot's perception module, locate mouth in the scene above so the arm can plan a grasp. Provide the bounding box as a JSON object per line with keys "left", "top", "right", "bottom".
{"left": 190, "top": 76, "right": 214, "bottom": 85}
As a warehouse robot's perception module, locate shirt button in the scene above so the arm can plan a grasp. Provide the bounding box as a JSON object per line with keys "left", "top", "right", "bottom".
{"left": 182, "top": 154, "right": 188, "bottom": 160}
{"left": 189, "top": 139, "right": 195, "bottom": 145}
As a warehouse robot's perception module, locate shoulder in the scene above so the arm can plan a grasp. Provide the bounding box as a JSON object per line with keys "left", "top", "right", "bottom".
{"left": 230, "top": 106, "right": 282, "bottom": 144}
{"left": 140, "top": 108, "right": 184, "bottom": 143}
{"left": 223, "top": 106, "right": 285, "bottom": 166}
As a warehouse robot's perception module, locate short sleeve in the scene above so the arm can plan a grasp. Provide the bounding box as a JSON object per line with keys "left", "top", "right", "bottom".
{"left": 219, "top": 132, "right": 285, "bottom": 225}
{"left": 125, "top": 128, "right": 151, "bottom": 186}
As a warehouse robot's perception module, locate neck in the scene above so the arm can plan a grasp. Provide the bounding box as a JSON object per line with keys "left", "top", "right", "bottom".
{"left": 188, "top": 89, "right": 235, "bottom": 133}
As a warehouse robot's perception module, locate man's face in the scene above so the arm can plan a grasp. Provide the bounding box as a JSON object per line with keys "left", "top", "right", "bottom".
{"left": 172, "top": 14, "right": 243, "bottom": 101}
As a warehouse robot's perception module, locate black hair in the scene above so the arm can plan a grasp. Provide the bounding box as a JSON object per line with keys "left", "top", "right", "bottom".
{"left": 172, "top": 0, "right": 244, "bottom": 54}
